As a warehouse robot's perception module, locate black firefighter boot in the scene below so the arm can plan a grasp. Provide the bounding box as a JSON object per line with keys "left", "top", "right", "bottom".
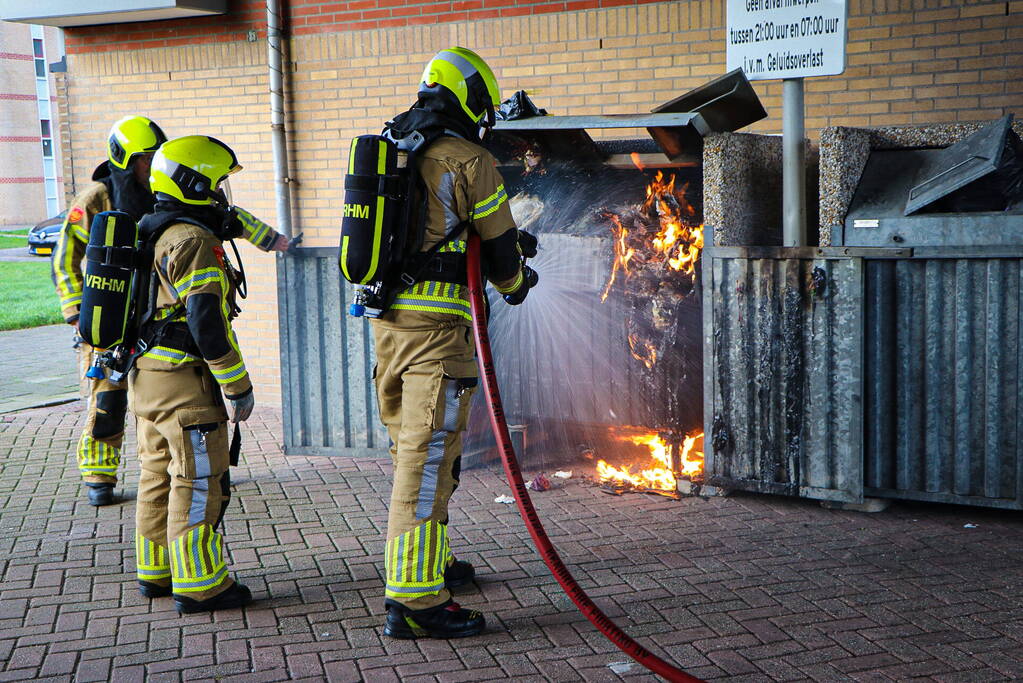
{"left": 444, "top": 560, "right": 476, "bottom": 589}
{"left": 85, "top": 483, "right": 115, "bottom": 506}
{"left": 383, "top": 599, "right": 485, "bottom": 639}
{"left": 174, "top": 582, "right": 252, "bottom": 614}
{"left": 138, "top": 581, "right": 172, "bottom": 598}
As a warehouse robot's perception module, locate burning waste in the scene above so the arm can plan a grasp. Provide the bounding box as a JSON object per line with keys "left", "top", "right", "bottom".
{"left": 601, "top": 170, "right": 704, "bottom": 304}
{"left": 464, "top": 157, "right": 706, "bottom": 498}
{"left": 594, "top": 430, "right": 705, "bottom": 497}
{"left": 594, "top": 171, "right": 706, "bottom": 495}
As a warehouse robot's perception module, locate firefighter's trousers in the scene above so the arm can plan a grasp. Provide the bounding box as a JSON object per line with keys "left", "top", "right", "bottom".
{"left": 77, "top": 343, "right": 127, "bottom": 484}
{"left": 128, "top": 364, "right": 234, "bottom": 601}
{"left": 371, "top": 321, "right": 478, "bottom": 611}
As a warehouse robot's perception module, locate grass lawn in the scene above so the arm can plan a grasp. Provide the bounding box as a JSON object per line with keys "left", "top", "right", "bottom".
{"left": 0, "top": 232, "right": 29, "bottom": 250}
{"left": 0, "top": 261, "right": 63, "bottom": 331}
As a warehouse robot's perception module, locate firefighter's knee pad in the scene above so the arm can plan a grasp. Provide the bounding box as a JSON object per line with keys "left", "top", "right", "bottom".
{"left": 92, "top": 389, "right": 128, "bottom": 439}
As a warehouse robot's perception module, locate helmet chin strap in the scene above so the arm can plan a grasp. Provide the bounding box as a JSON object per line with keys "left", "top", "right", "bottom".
{"left": 478, "top": 103, "right": 497, "bottom": 141}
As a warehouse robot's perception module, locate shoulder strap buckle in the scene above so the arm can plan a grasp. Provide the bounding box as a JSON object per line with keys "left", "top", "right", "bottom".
{"left": 394, "top": 130, "right": 427, "bottom": 152}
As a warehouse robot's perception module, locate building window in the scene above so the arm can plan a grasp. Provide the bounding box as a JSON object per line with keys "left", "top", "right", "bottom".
{"left": 31, "top": 26, "right": 61, "bottom": 218}
{"left": 34, "top": 38, "right": 46, "bottom": 77}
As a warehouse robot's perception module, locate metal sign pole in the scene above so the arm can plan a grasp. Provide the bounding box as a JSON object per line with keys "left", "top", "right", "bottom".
{"left": 782, "top": 77, "right": 806, "bottom": 247}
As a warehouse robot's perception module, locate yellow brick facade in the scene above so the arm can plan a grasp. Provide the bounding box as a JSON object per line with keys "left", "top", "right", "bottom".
{"left": 0, "top": 22, "right": 64, "bottom": 226}
{"left": 58, "top": 0, "right": 1023, "bottom": 402}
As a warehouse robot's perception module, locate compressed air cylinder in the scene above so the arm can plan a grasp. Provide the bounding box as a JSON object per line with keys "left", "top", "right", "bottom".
{"left": 78, "top": 211, "right": 138, "bottom": 350}
{"left": 338, "top": 134, "right": 400, "bottom": 285}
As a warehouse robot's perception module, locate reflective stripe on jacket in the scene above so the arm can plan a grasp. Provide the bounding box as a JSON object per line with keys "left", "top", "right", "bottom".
{"left": 52, "top": 183, "right": 277, "bottom": 322}
{"left": 136, "top": 222, "right": 252, "bottom": 398}
{"left": 378, "top": 136, "right": 522, "bottom": 328}
{"left": 52, "top": 182, "right": 111, "bottom": 321}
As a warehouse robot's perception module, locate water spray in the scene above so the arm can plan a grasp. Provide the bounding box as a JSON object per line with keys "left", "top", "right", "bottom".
{"left": 466, "top": 232, "right": 703, "bottom": 683}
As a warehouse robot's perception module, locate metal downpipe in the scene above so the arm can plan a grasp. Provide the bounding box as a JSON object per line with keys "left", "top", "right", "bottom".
{"left": 267, "top": 0, "right": 293, "bottom": 238}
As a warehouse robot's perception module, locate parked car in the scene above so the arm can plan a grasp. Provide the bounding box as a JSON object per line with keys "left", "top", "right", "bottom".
{"left": 27, "top": 210, "right": 65, "bottom": 256}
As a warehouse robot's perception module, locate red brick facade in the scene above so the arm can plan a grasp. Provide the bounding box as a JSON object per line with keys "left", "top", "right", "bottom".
{"left": 63, "top": 0, "right": 667, "bottom": 50}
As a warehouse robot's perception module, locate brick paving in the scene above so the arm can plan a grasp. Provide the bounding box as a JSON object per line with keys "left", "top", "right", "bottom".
{"left": 0, "top": 325, "right": 79, "bottom": 414}
{"left": 2, "top": 402, "right": 1023, "bottom": 682}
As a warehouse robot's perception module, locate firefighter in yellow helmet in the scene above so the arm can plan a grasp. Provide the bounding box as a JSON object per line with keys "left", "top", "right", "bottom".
{"left": 129, "top": 135, "right": 254, "bottom": 612}
{"left": 52, "top": 115, "right": 296, "bottom": 507}
{"left": 372, "top": 47, "right": 538, "bottom": 638}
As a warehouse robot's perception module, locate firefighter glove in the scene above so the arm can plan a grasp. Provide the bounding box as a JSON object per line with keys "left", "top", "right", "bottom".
{"left": 228, "top": 390, "right": 255, "bottom": 423}
{"left": 517, "top": 230, "right": 538, "bottom": 259}
{"left": 503, "top": 266, "right": 538, "bottom": 306}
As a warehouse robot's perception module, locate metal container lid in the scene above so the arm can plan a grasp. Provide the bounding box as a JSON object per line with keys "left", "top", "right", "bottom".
{"left": 904, "top": 114, "right": 1015, "bottom": 215}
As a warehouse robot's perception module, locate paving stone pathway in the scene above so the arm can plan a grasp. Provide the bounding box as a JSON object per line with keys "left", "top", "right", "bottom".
{"left": 0, "top": 402, "right": 1022, "bottom": 681}
{"left": 0, "top": 325, "right": 79, "bottom": 414}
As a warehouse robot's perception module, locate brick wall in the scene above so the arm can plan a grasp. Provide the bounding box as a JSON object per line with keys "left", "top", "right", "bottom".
{"left": 0, "top": 22, "right": 46, "bottom": 225}
{"left": 58, "top": 0, "right": 1023, "bottom": 402}
{"left": 62, "top": 0, "right": 668, "bottom": 51}
{"left": 0, "top": 22, "right": 65, "bottom": 226}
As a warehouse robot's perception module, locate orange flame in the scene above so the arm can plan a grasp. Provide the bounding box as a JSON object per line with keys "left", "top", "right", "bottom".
{"left": 600, "top": 213, "right": 635, "bottom": 303}
{"left": 596, "top": 431, "right": 705, "bottom": 494}
{"left": 644, "top": 171, "right": 702, "bottom": 275}
{"left": 602, "top": 171, "right": 705, "bottom": 306}
{"left": 627, "top": 333, "right": 657, "bottom": 369}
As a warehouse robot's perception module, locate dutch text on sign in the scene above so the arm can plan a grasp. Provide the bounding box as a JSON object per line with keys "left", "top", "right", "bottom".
{"left": 726, "top": 0, "right": 848, "bottom": 80}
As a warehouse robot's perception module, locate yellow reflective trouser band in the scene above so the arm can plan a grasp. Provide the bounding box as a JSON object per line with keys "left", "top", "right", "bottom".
{"left": 392, "top": 281, "right": 471, "bottom": 321}
{"left": 136, "top": 532, "right": 171, "bottom": 581}
{"left": 77, "top": 434, "right": 119, "bottom": 476}
{"left": 385, "top": 520, "right": 449, "bottom": 601}
{"left": 170, "top": 524, "right": 228, "bottom": 593}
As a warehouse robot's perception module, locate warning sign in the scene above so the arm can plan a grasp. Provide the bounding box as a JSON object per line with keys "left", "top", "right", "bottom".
{"left": 726, "top": 0, "right": 848, "bottom": 80}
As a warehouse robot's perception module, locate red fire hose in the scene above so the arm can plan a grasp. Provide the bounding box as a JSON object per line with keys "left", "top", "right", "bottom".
{"left": 466, "top": 233, "right": 703, "bottom": 682}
